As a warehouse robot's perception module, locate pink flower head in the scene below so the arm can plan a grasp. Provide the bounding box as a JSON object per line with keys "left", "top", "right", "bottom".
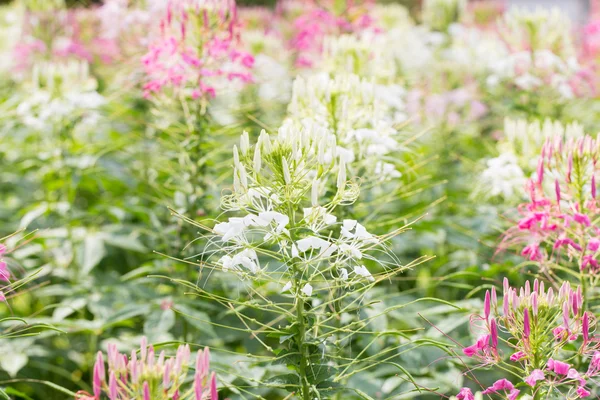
{"left": 510, "top": 351, "right": 526, "bottom": 362}
{"left": 456, "top": 387, "right": 475, "bottom": 400}
{"left": 524, "top": 369, "right": 545, "bottom": 387}
{"left": 482, "top": 379, "right": 519, "bottom": 400}
{"left": 547, "top": 358, "right": 571, "bottom": 375}
{"left": 577, "top": 386, "right": 591, "bottom": 398}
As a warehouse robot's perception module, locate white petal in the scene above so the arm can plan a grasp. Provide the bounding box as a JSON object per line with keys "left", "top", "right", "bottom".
{"left": 281, "top": 281, "right": 292, "bottom": 293}
{"left": 301, "top": 283, "right": 313, "bottom": 297}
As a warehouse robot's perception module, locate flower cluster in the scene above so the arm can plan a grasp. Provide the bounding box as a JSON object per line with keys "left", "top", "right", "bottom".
{"left": 211, "top": 123, "right": 392, "bottom": 293}
{"left": 478, "top": 118, "right": 583, "bottom": 200}
{"left": 77, "top": 337, "right": 217, "bottom": 400}
{"left": 501, "top": 132, "right": 600, "bottom": 278}
{"left": 141, "top": 0, "right": 254, "bottom": 101}
{"left": 287, "top": 73, "right": 404, "bottom": 181}
{"left": 14, "top": 59, "right": 105, "bottom": 132}
{"left": 286, "top": 0, "right": 378, "bottom": 68}
{"left": 485, "top": 7, "right": 595, "bottom": 102}
{"left": 458, "top": 278, "right": 600, "bottom": 398}
{"left": 421, "top": 0, "right": 466, "bottom": 32}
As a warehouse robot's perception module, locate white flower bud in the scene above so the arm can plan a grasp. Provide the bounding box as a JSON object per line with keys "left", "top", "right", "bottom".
{"left": 253, "top": 146, "right": 261, "bottom": 173}
{"left": 260, "top": 130, "right": 271, "bottom": 155}
{"left": 233, "top": 169, "right": 241, "bottom": 193}
{"left": 311, "top": 179, "right": 319, "bottom": 207}
{"left": 337, "top": 158, "right": 346, "bottom": 192}
{"left": 239, "top": 165, "right": 248, "bottom": 189}
{"left": 240, "top": 131, "right": 250, "bottom": 156}
{"left": 282, "top": 157, "right": 291, "bottom": 184}
{"left": 233, "top": 145, "right": 240, "bottom": 169}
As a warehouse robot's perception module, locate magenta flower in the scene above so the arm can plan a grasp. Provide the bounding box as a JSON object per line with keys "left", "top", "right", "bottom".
{"left": 142, "top": 0, "right": 254, "bottom": 101}
{"left": 524, "top": 369, "right": 545, "bottom": 387}
{"left": 482, "top": 379, "right": 520, "bottom": 400}
{"left": 455, "top": 387, "right": 474, "bottom": 400}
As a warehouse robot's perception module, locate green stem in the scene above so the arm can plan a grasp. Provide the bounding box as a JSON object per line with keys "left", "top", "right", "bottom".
{"left": 295, "top": 294, "right": 311, "bottom": 400}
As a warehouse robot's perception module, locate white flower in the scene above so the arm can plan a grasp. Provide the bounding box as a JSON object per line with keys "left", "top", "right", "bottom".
{"left": 281, "top": 281, "right": 292, "bottom": 293}
{"left": 301, "top": 283, "right": 313, "bottom": 297}
{"left": 375, "top": 162, "right": 402, "bottom": 180}
{"left": 341, "top": 220, "right": 377, "bottom": 244}
{"left": 214, "top": 218, "right": 247, "bottom": 242}
{"left": 303, "top": 207, "right": 337, "bottom": 230}
{"left": 296, "top": 236, "right": 338, "bottom": 258}
{"left": 354, "top": 265, "right": 375, "bottom": 282}
{"left": 339, "top": 268, "right": 349, "bottom": 280}
{"left": 339, "top": 243, "right": 363, "bottom": 260}
{"left": 218, "top": 248, "right": 260, "bottom": 273}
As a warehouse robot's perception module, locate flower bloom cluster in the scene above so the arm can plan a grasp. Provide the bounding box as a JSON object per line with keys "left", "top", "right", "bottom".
{"left": 141, "top": 0, "right": 254, "bottom": 100}
{"left": 76, "top": 337, "right": 217, "bottom": 400}
{"left": 15, "top": 59, "right": 105, "bottom": 132}
{"left": 286, "top": 73, "right": 403, "bottom": 181}
{"left": 478, "top": 118, "right": 583, "bottom": 200}
{"left": 486, "top": 7, "right": 595, "bottom": 100}
{"left": 286, "top": 0, "right": 378, "bottom": 68}
{"left": 421, "top": 0, "right": 466, "bottom": 32}
{"left": 501, "top": 133, "right": 600, "bottom": 275}
{"left": 210, "top": 122, "right": 394, "bottom": 295}
{"left": 458, "top": 278, "right": 600, "bottom": 398}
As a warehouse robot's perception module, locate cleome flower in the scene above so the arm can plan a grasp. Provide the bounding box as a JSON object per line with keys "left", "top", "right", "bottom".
{"left": 457, "top": 278, "right": 600, "bottom": 398}
{"left": 141, "top": 0, "right": 254, "bottom": 102}
{"left": 206, "top": 122, "right": 400, "bottom": 294}
{"left": 477, "top": 118, "right": 583, "bottom": 201}
{"left": 76, "top": 337, "right": 217, "bottom": 400}
{"left": 286, "top": 73, "right": 405, "bottom": 181}
{"left": 500, "top": 132, "right": 600, "bottom": 278}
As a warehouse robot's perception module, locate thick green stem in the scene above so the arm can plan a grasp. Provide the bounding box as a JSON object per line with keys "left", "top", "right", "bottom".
{"left": 295, "top": 294, "right": 311, "bottom": 400}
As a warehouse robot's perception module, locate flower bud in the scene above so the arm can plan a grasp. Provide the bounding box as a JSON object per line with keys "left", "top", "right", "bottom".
{"left": 311, "top": 179, "right": 319, "bottom": 207}
{"left": 337, "top": 158, "right": 347, "bottom": 193}
{"left": 583, "top": 311, "right": 590, "bottom": 343}
{"left": 253, "top": 146, "right": 261, "bottom": 173}
{"left": 490, "top": 318, "right": 498, "bottom": 349}
{"left": 282, "top": 157, "right": 291, "bottom": 184}
{"left": 484, "top": 290, "right": 491, "bottom": 320}
{"left": 523, "top": 308, "right": 530, "bottom": 339}
{"left": 233, "top": 145, "right": 240, "bottom": 168}
{"left": 109, "top": 371, "right": 117, "bottom": 400}
{"left": 240, "top": 131, "right": 250, "bottom": 155}
{"left": 143, "top": 381, "right": 150, "bottom": 400}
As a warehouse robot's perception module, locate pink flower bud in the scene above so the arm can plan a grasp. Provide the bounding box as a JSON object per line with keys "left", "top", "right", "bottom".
{"left": 583, "top": 312, "right": 590, "bottom": 343}
{"left": 593, "top": 175, "right": 597, "bottom": 199}
{"left": 503, "top": 292, "right": 509, "bottom": 316}
{"left": 490, "top": 318, "right": 498, "bottom": 349}
{"left": 523, "top": 308, "right": 531, "bottom": 338}
{"left": 210, "top": 372, "right": 218, "bottom": 400}
{"left": 108, "top": 371, "right": 117, "bottom": 400}
{"left": 555, "top": 179, "right": 561, "bottom": 204}
{"left": 536, "top": 158, "right": 544, "bottom": 184}
{"left": 194, "top": 372, "right": 203, "bottom": 400}
{"left": 491, "top": 287, "right": 497, "bottom": 308}
{"left": 567, "top": 153, "right": 573, "bottom": 182}
{"left": 563, "top": 301, "right": 570, "bottom": 329}
{"left": 484, "top": 290, "right": 491, "bottom": 320}
{"left": 143, "top": 382, "right": 150, "bottom": 400}
{"left": 140, "top": 337, "right": 148, "bottom": 362}
{"left": 532, "top": 292, "right": 538, "bottom": 315}
{"left": 503, "top": 277, "right": 509, "bottom": 294}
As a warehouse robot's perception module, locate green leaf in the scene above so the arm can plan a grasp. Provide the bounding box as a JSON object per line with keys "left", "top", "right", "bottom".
{"left": 80, "top": 234, "right": 106, "bottom": 274}
{"left": 143, "top": 309, "right": 175, "bottom": 336}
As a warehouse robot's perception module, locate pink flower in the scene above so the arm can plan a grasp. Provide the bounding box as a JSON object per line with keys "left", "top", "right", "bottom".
{"left": 482, "top": 379, "right": 519, "bottom": 400}
{"left": 0, "top": 261, "right": 9, "bottom": 282}
{"left": 577, "top": 387, "right": 591, "bottom": 398}
{"left": 462, "top": 334, "right": 489, "bottom": 357}
{"left": 547, "top": 358, "right": 571, "bottom": 375}
{"left": 456, "top": 387, "right": 475, "bottom": 400}
{"left": 510, "top": 351, "right": 526, "bottom": 362}
{"left": 524, "top": 369, "right": 545, "bottom": 387}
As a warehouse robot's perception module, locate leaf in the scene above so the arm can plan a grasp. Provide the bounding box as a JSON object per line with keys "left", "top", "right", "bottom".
{"left": 103, "top": 234, "right": 146, "bottom": 253}
{"left": 19, "top": 204, "right": 48, "bottom": 229}
{"left": 0, "top": 354, "right": 28, "bottom": 377}
{"left": 52, "top": 298, "right": 87, "bottom": 322}
{"left": 143, "top": 309, "right": 175, "bottom": 336}
{"left": 80, "top": 234, "right": 106, "bottom": 274}
{"left": 265, "top": 373, "right": 299, "bottom": 389}
{"left": 0, "top": 388, "right": 10, "bottom": 400}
